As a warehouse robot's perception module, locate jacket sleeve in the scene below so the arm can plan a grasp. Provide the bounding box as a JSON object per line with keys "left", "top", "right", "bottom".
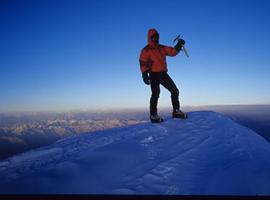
{"left": 139, "top": 49, "right": 150, "bottom": 73}
{"left": 164, "top": 46, "right": 179, "bottom": 57}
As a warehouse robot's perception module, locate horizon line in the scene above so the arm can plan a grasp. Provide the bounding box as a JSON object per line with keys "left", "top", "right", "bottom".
{"left": 1, "top": 103, "right": 270, "bottom": 115}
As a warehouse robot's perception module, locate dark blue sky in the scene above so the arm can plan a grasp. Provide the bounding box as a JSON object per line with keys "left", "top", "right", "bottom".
{"left": 1, "top": 0, "right": 270, "bottom": 112}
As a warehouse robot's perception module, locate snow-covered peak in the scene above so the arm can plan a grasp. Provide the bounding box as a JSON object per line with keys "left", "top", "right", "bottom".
{"left": 0, "top": 111, "right": 270, "bottom": 195}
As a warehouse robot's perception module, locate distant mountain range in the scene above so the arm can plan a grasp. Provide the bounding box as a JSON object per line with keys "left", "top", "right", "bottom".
{"left": 0, "top": 111, "right": 147, "bottom": 160}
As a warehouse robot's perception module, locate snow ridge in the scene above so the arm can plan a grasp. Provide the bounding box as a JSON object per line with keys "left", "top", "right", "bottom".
{"left": 0, "top": 111, "right": 270, "bottom": 195}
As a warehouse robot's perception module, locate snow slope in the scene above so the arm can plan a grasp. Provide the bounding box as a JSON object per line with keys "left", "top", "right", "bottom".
{"left": 0, "top": 111, "right": 270, "bottom": 195}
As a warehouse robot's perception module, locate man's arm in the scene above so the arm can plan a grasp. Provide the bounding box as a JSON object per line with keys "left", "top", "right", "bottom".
{"left": 139, "top": 49, "right": 151, "bottom": 85}
{"left": 139, "top": 49, "right": 150, "bottom": 73}
{"left": 164, "top": 38, "right": 186, "bottom": 57}
{"left": 164, "top": 46, "right": 179, "bottom": 57}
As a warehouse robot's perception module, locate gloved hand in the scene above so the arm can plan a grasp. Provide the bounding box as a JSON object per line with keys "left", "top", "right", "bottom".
{"left": 174, "top": 38, "right": 186, "bottom": 52}
{"left": 142, "top": 71, "right": 150, "bottom": 85}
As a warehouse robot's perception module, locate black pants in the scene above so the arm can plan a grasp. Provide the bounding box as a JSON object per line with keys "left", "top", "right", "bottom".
{"left": 149, "top": 72, "right": 180, "bottom": 115}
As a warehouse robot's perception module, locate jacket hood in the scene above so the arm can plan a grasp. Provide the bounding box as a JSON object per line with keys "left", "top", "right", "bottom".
{"left": 148, "top": 28, "right": 159, "bottom": 46}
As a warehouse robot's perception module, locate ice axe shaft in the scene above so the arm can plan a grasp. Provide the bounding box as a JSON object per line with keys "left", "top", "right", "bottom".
{"left": 173, "top": 35, "right": 189, "bottom": 58}
{"left": 182, "top": 46, "right": 189, "bottom": 58}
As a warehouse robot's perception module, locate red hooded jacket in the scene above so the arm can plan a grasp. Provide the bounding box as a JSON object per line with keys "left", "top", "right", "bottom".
{"left": 139, "top": 29, "right": 179, "bottom": 73}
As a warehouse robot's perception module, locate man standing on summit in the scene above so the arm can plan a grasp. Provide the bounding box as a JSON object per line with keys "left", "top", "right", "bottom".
{"left": 139, "top": 28, "right": 187, "bottom": 123}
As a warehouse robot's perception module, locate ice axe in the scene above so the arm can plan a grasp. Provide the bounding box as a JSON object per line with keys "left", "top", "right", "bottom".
{"left": 173, "top": 35, "right": 189, "bottom": 58}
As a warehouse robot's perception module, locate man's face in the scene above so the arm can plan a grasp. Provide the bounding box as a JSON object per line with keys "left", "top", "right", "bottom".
{"left": 151, "top": 33, "right": 159, "bottom": 43}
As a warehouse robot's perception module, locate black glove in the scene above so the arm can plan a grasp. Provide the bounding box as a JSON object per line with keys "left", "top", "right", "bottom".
{"left": 174, "top": 39, "right": 186, "bottom": 52}
{"left": 142, "top": 71, "right": 150, "bottom": 85}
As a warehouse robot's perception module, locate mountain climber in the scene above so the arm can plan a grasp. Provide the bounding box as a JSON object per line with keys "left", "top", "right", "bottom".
{"left": 139, "top": 28, "right": 186, "bottom": 123}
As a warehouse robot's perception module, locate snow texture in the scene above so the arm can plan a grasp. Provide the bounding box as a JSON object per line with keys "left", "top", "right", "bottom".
{"left": 0, "top": 111, "right": 270, "bottom": 195}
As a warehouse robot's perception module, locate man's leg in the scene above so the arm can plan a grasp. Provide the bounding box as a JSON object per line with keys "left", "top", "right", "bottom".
{"left": 149, "top": 73, "right": 160, "bottom": 116}
{"left": 160, "top": 73, "right": 180, "bottom": 111}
